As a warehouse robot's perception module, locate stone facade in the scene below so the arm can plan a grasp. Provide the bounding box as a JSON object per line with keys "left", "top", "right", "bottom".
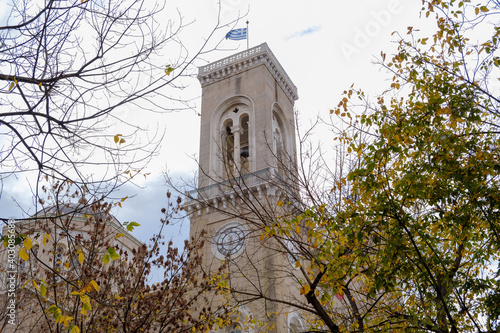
{"left": 186, "top": 43, "right": 306, "bottom": 332}
{"left": 0, "top": 203, "right": 143, "bottom": 332}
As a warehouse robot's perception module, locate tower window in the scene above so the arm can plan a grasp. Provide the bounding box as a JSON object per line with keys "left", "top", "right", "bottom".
{"left": 219, "top": 107, "right": 251, "bottom": 179}
{"left": 272, "top": 113, "right": 287, "bottom": 178}
{"left": 240, "top": 115, "right": 250, "bottom": 174}
{"left": 222, "top": 119, "right": 234, "bottom": 179}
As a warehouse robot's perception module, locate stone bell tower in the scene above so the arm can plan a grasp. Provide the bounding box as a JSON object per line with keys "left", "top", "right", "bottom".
{"left": 185, "top": 43, "right": 305, "bottom": 332}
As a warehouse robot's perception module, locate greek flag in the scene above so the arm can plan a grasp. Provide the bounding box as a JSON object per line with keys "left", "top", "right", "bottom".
{"left": 226, "top": 28, "right": 247, "bottom": 41}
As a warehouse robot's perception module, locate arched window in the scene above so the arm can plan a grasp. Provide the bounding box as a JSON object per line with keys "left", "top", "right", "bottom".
{"left": 222, "top": 119, "right": 235, "bottom": 178}
{"left": 209, "top": 97, "right": 255, "bottom": 183}
{"left": 240, "top": 115, "right": 250, "bottom": 175}
{"left": 219, "top": 105, "right": 251, "bottom": 179}
{"left": 288, "top": 312, "right": 305, "bottom": 333}
{"left": 272, "top": 113, "right": 286, "bottom": 178}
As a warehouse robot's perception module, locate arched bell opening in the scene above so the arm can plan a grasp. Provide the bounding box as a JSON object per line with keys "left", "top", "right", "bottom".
{"left": 240, "top": 114, "right": 250, "bottom": 175}
{"left": 222, "top": 118, "right": 235, "bottom": 179}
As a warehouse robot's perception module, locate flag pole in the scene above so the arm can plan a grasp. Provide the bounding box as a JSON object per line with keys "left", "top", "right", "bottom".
{"left": 246, "top": 20, "right": 249, "bottom": 50}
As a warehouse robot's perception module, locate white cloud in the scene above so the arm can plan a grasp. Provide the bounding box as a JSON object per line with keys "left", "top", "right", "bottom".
{"left": 286, "top": 26, "right": 322, "bottom": 40}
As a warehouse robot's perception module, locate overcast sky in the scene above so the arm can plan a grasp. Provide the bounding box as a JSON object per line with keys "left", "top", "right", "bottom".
{"left": 1, "top": 0, "right": 434, "bottom": 245}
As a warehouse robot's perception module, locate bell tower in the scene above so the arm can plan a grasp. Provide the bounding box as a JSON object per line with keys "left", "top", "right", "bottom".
{"left": 185, "top": 43, "right": 304, "bottom": 332}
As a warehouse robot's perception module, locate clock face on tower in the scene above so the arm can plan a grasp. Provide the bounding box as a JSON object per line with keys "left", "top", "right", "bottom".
{"left": 212, "top": 222, "right": 247, "bottom": 259}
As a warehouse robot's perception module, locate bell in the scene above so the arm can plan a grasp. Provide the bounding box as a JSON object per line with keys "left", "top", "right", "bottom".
{"left": 240, "top": 146, "right": 249, "bottom": 158}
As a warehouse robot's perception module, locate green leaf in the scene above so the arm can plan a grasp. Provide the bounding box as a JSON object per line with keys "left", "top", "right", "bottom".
{"left": 165, "top": 65, "right": 174, "bottom": 76}
{"left": 126, "top": 221, "right": 140, "bottom": 232}
{"left": 103, "top": 253, "right": 110, "bottom": 265}
{"left": 46, "top": 305, "right": 62, "bottom": 322}
{"left": 106, "top": 247, "right": 120, "bottom": 260}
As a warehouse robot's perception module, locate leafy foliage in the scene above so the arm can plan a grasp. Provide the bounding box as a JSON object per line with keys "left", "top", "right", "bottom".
{"left": 258, "top": 0, "right": 500, "bottom": 332}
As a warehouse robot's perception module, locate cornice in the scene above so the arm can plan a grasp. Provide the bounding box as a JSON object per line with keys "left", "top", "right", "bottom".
{"left": 182, "top": 167, "right": 286, "bottom": 215}
{"left": 197, "top": 43, "right": 298, "bottom": 103}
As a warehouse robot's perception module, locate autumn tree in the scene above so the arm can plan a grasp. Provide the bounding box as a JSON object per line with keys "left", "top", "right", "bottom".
{"left": 0, "top": 180, "right": 227, "bottom": 332}
{"left": 0, "top": 0, "right": 231, "bottom": 216}
{"left": 328, "top": 0, "right": 500, "bottom": 331}
{"left": 0, "top": 2, "right": 240, "bottom": 331}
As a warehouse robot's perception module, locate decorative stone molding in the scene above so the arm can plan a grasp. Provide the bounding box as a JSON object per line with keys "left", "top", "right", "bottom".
{"left": 182, "top": 167, "right": 295, "bottom": 214}
{"left": 198, "top": 43, "right": 298, "bottom": 103}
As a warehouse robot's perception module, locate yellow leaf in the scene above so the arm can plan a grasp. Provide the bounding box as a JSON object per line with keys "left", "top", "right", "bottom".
{"left": 303, "top": 284, "right": 310, "bottom": 294}
{"left": 21, "top": 279, "right": 30, "bottom": 289}
{"left": 8, "top": 81, "right": 15, "bottom": 91}
{"left": 43, "top": 234, "right": 50, "bottom": 246}
{"left": 78, "top": 252, "right": 84, "bottom": 264}
{"left": 90, "top": 280, "right": 99, "bottom": 292}
{"left": 295, "top": 226, "right": 300, "bottom": 234}
{"left": 114, "top": 134, "right": 122, "bottom": 143}
{"left": 80, "top": 294, "right": 92, "bottom": 310}
{"left": 63, "top": 316, "right": 73, "bottom": 327}
{"left": 70, "top": 291, "right": 80, "bottom": 296}
{"left": 41, "top": 284, "right": 47, "bottom": 297}
{"left": 24, "top": 237, "right": 33, "bottom": 251}
{"left": 114, "top": 293, "right": 124, "bottom": 300}
{"left": 80, "top": 307, "right": 87, "bottom": 316}
{"left": 70, "top": 326, "right": 80, "bottom": 333}
{"left": 119, "top": 138, "right": 125, "bottom": 144}
{"left": 300, "top": 284, "right": 311, "bottom": 295}
{"left": 82, "top": 284, "right": 93, "bottom": 293}
{"left": 295, "top": 261, "right": 301, "bottom": 269}
{"left": 115, "top": 233, "right": 125, "bottom": 239}
{"left": 32, "top": 280, "right": 39, "bottom": 291}
{"left": 65, "top": 262, "right": 70, "bottom": 269}
{"left": 19, "top": 248, "right": 29, "bottom": 261}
